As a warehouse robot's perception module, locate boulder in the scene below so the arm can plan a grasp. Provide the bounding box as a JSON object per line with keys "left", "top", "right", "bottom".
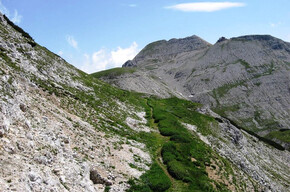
{"left": 89, "top": 170, "right": 112, "bottom": 186}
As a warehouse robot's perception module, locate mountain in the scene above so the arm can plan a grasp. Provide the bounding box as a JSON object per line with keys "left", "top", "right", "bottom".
{"left": 95, "top": 34, "right": 290, "bottom": 150}
{"left": 0, "top": 12, "right": 289, "bottom": 192}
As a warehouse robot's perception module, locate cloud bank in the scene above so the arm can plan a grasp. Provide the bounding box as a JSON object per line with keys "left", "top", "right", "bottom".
{"left": 0, "top": 0, "right": 22, "bottom": 24}
{"left": 165, "top": 2, "right": 246, "bottom": 12}
{"left": 81, "top": 42, "right": 139, "bottom": 73}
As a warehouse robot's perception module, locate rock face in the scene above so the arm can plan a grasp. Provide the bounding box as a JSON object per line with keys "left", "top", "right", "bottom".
{"left": 98, "top": 34, "right": 290, "bottom": 149}
{"left": 90, "top": 170, "right": 112, "bottom": 186}
{"left": 194, "top": 107, "right": 290, "bottom": 192}
{"left": 122, "top": 60, "right": 135, "bottom": 67}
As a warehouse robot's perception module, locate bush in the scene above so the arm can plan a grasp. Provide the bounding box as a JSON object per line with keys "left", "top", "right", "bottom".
{"left": 167, "top": 160, "right": 190, "bottom": 181}
{"left": 161, "top": 142, "right": 178, "bottom": 163}
{"left": 143, "top": 163, "right": 171, "bottom": 191}
{"left": 170, "top": 134, "right": 191, "bottom": 143}
{"left": 126, "top": 179, "right": 151, "bottom": 192}
{"left": 127, "top": 162, "right": 171, "bottom": 192}
{"left": 158, "top": 119, "right": 180, "bottom": 136}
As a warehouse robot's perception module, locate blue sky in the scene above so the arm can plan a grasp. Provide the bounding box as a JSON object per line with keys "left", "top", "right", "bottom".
{"left": 1, "top": 0, "right": 289, "bottom": 73}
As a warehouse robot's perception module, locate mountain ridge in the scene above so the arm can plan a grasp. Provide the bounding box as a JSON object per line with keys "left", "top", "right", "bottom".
{"left": 123, "top": 35, "right": 211, "bottom": 67}
{"left": 96, "top": 34, "right": 290, "bottom": 150}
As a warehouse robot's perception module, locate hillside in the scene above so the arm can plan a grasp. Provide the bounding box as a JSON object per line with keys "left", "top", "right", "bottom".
{"left": 94, "top": 35, "right": 290, "bottom": 150}
{"left": 0, "top": 12, "right": 289, "bottom": 192}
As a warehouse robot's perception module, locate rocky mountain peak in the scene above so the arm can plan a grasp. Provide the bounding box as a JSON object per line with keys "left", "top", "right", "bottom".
{"left": 123, "top": 35, "right": 211, "bottom": 67}
{"left": 216, "top": 36, "right": 228, "bottom": 43}
{"left": 231, "top": 35, "right": 290, "bottom": 52}
{"left": 232, "top": 34, "right": 278, "bottom": 41}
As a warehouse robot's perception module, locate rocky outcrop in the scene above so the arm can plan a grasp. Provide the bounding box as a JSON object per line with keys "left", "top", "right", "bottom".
{"left": 90, "top": 170, "right": 112, "bottom": 186}
{"left": 216, "top": 36, "right": 228, "bottom": 43}
{"left": 123, "top": 60, "right": 135, "bottom": 67}
{"left": 196, "top": 107, "right": 290, "bottom": 192}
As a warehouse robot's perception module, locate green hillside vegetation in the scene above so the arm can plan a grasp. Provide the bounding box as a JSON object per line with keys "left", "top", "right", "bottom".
{"left": 17, "top": 47, "right": 250, "bottom": 191}
{"left": 266, "top": 130, "right": 290, "bottom": 143}
{"left": 126, "top": 98, "right": 253, "bottom": 191}
{"left": 91, "top": 67, "right": 136, "bottom": 79}
{"left": 0, "top": 17, "right": 261, "bottom": 190}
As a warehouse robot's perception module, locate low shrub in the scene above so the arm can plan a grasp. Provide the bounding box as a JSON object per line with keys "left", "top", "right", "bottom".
{"left": 167, "top": 160, "right": 190, "bottom": 181}
{"left": 127, "top": 162, "right": 171, "bottom": 192}
{"left": 170, "top": 134, "right": 191, "bottom": 143}
{"left": 143, "top": 162, "right": 171, "bottom": 191}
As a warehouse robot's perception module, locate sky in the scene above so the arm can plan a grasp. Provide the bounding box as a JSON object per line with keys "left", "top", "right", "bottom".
{"left": 0, "top": 0, "right": 289, "bottom": 73}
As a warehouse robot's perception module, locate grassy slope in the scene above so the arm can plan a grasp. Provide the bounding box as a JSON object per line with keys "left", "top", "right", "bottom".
{"left": 23, "top": 51, "right": 255, "bottom": 191}
{"left": 127, "top": 98, "right": 257, "bottom": 192}
{"left": 91, "top": 67, "right": 137, "bottom": 79}
{"left": 0, "top": 18, "right": 259, "bottom": 191}
{"left": 266, "top": 130, "right": 290, "bottom": 143}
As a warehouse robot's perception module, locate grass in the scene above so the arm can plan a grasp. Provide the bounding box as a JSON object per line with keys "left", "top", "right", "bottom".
{"left": 213, "top": 104, "right": 240, "bottom": 117}
{"left": 265, "top": 130, "right": 290, "bottom": 143}
{"left": 213, "top": 81, "right": 246, "bottom": 98}
{"left": 0, "top": 48, "right": 21, "bottom": 71}
{"left": 128, "top": 97, "right": 230, "bottom": 192}
{"left": 221, "top": 116, "right": 285, "bottom": 151}
{"left": 141, "top": 40, "right": 165, "bottom": 55}
{"left": 128, "top": 162, "right": 172, "bottom": 192}
{"left": 239, "top": 59, "right": 251, "bottom": 69}
{"left": 91, "top": 67, "right": 137, "bottom": 79}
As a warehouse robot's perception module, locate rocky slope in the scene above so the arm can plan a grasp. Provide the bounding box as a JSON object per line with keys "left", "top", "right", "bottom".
{"left": 0, "top": 12, "right": 155, "bottom": 192}
{"left": 0, "top": 12, "right": 289, "bottom": 192}
{"left": 96, "top": 35, "right": 290, "bottom": 150}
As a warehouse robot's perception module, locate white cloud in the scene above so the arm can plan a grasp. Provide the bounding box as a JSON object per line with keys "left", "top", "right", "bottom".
{"left": 0, "top": 0, "right": 22, "bottom": 24}
{"left": 129, "top": 4, "right": 137, "bottom": 7}
{"left": 66, "top": 35, "right": 78, "bottom": 49}
{"left": 270, "top": 22, "right": 282, "bottom": 28}
{"left": 165, "top": 2, "right": 246, "bottom": 12}
{"left": 0, "top": 1, "right": 9, "bottom": 15}
{"left": 58, "top": 51, "right": 63, "bottom": 56}
{"left": 11, "top": 10, "right": 22, "bottom": 24}
{"left": 80, "top": 42, "right": 139, "bottom": 73}
{"left": 111, "top": 42, "right": 138, "bottom": 67}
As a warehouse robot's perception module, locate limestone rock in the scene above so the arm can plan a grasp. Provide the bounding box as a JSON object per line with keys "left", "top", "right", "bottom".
{"left": 90, "top": 170, "right": 112, "bottom": 186}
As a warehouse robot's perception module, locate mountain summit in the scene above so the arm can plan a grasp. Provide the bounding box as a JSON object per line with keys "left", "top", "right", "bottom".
{"left": 123, "top": 35, "right": 211, "bottom": 67}
{"left": 97, "top": 34, "right": 290, "bottom": 151}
